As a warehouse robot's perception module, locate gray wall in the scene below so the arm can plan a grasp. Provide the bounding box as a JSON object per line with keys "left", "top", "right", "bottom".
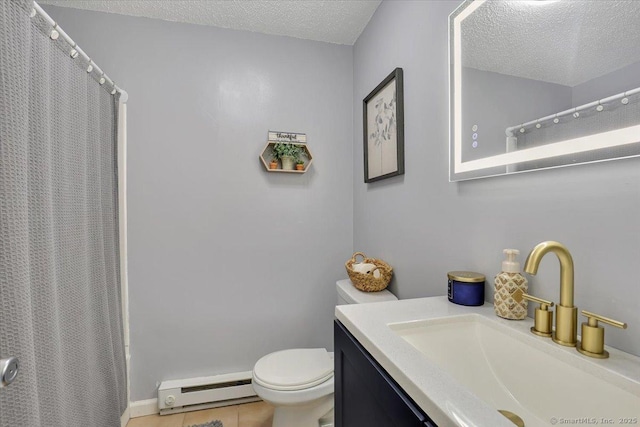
{"left": 572, "top": 60, "right": 640, "bottom": 106}
{"left": 353, "top": 1, "right": 639, "bottom": 356}
{"left": 44, "top": 6, "right": 354, "bottom": 400}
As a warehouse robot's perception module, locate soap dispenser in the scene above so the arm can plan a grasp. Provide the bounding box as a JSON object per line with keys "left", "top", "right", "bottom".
{"left": 494, "top": 249, "right": 528, "bottom": 320}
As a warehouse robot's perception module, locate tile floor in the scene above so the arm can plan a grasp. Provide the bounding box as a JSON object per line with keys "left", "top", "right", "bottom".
{"left": 126, "top": 401, "right": 274, "bottom": 427}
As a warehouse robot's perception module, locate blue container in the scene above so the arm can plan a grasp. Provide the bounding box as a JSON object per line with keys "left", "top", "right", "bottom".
{"left": 447, "top": 271, "right": 485, "bottom": 306}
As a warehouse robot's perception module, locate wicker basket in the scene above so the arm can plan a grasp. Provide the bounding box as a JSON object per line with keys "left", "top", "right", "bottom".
{"left": 345, "top": 252, "right": 393, "bottom": 292}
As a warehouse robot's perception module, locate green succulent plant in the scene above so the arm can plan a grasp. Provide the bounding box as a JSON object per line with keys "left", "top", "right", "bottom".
{"left": 272, "top": 143, "right": 301, "bottom": 160}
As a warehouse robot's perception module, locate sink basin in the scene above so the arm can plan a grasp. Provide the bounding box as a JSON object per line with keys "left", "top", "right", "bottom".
{"left": 390, "top": 314, "right": 639, "bottom": 427}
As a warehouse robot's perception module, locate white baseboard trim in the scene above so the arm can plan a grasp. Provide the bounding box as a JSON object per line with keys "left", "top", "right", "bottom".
{"left": 130, "top": 398, "right": 159, "bottom": 418}
{"left": 120, "top": 406, "right": 130, "bottom": 427}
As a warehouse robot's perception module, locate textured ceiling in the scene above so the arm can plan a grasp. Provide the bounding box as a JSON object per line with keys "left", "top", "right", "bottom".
{"left": 461, "top": 0, "right": 640, "bottom": 86}
{"left": 38, "top": 0, "right": 382, "bottom": 45}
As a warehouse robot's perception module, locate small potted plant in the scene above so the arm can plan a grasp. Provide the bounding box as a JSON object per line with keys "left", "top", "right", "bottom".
{"left": 269, "top": 156, "right": 278, "bottom": 169}
{"left": 273, "top": 143, "right": 301, "bottom": 171}
{"left": 295, "top": 159, "right": 305, "bottom": 171}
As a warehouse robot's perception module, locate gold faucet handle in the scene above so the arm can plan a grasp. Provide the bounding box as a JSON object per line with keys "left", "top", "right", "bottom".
{"left": 577, "top": 310, "right": 627, "bottom": 359}
{"left": 522, "top": 293, "right": 554, "bottom": 337}
{"left": 582, "top": 310, "right": 627, "bottom": 329}
{"left": 522, "top": 293, "right": 554, "bottom": 309}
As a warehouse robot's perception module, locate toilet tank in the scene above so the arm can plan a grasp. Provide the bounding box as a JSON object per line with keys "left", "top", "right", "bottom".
{"left": 336, "top": 279, "right": 398, "bottom": 305}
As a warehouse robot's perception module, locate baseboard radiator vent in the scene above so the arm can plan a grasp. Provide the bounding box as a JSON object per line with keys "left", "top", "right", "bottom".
{"left": 158, "top": 371, "right": 260, "bottom": 415}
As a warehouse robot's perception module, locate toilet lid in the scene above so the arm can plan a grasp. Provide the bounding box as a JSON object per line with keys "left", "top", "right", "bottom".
{"left": 253, "top": 348, "right": 333, "bottom": 391}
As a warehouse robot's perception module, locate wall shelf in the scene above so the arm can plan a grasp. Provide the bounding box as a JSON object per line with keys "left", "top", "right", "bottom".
{"left": 259, "top": 142, "right": 314, "bottom": 173}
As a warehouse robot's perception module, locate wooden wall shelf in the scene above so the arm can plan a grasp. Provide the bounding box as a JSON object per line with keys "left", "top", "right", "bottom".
{"left": 259, "top": 142, "right": 314, "bottom": 173}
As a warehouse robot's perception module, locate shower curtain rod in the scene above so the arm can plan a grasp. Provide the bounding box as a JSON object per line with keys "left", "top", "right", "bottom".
{"left": 505, "top": 85, "right": 640, "bottom": 137}
{"left": 32, "top": 1, "right": 128, "bottom": 103}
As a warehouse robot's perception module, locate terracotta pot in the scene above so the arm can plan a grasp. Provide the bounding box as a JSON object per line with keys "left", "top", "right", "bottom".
{"left": 295, "top": 164, "right": 304, "bottom": 171}
{"left": 269, "top": 161, "right": 278, "bottom": 169}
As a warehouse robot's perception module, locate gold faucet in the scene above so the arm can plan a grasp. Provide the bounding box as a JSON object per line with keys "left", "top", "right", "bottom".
{"left": 524, "top": 241, "right": 578, "bottom": 347}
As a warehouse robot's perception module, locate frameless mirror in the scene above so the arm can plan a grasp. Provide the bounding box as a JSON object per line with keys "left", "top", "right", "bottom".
{"left": 449, "top": 0, "right": 640, "bottom": 181}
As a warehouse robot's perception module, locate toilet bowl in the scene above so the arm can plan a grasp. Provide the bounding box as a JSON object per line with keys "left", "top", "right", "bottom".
{"left": 251, "top": 280, "right": 398, "bottom": 427}
{"left": 252, "top": 348, "right": 334, "bottom": 427}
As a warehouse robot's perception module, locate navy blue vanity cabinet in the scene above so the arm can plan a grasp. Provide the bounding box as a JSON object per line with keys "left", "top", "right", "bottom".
{"left": 334, "top": 320, "right": 437, "bottom": 427}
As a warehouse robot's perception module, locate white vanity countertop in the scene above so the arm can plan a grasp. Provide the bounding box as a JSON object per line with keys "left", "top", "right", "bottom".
{"left": 335, "top": 296, "right": 640, "bottom": 427}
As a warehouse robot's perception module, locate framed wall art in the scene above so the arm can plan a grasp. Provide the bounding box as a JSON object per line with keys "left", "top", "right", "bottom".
{"left": 363, "top": 67, "right": 404, "bottom": 183}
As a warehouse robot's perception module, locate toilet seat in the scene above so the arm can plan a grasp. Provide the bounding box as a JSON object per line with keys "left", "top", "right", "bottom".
{"left": 253, "top": 348, "right": 333, "bottom": 391}
{"left": 252, "top": 375, "right": 334, "bottom": 407}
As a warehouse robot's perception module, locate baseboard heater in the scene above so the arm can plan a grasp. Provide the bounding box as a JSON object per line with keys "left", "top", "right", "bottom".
{"left": 158, "top": 371, "right": 260, "bottom": 415}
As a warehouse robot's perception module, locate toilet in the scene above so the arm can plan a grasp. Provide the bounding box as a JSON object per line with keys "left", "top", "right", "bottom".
{"left": 252, "top": 279, "right": 397, "bottom": 427}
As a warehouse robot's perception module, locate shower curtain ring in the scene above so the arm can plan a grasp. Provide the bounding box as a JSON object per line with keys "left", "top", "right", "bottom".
{"left": 87, "top": 59, "right": 94, "bottom": 73}
{"left": 622, "top": 92, "right": 629, "bottom": 105}
{"left": 99, "top": 74, "right": 106, "bottom": 85}
{"left": 70, "top": 43, "right": 79, "bottom": 59}
{"left": 50, "top": 24, "right": 59, "bottom": 40}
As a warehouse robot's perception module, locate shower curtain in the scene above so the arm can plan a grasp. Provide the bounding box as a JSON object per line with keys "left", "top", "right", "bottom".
{"left": 0, "top": 1, "right": 127, "bottom": 426}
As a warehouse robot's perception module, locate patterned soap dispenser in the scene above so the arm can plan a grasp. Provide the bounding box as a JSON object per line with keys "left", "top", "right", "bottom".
{"left": 494, "top": 249, "right": 528, "bottom": 320}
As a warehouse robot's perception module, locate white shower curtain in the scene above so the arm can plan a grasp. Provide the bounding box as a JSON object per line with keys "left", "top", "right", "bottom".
{"left": 0, "top": 1, "right": 127, "bottom": 426}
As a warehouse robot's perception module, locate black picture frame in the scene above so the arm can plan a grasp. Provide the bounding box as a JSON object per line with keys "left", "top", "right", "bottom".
{"left": 363, "top": 67, "right": 404, "bottom": 183}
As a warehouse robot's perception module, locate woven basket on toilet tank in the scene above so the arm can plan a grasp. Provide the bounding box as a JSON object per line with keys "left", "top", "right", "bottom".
{"left": 345, "top": 252, "right": 393, "bottom": 292}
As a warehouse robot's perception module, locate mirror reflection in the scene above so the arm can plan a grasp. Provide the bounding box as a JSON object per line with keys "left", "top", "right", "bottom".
{"left": 450, "top": 0, "right": 640, "bottom": 181}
